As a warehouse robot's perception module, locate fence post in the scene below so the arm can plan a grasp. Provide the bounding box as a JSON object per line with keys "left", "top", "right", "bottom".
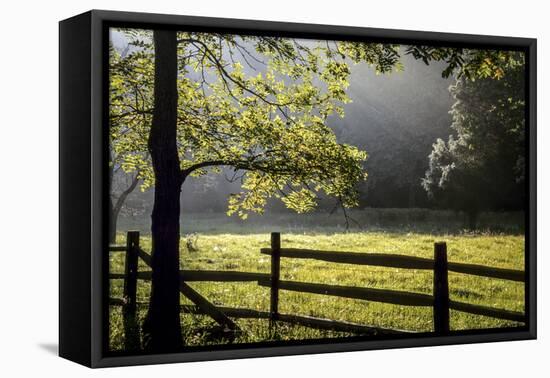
{"left": 270, "top": 232, "right": 281, "bottom": 325}
{"left": 433, "top": 242, "right": 450, "bottom": 334}
{"left": 123, "top": 231, "right": 140, "bottom": 350}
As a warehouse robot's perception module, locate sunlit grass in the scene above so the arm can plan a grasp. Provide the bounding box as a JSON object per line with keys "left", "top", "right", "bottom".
{"left": 109, "top": 231, "right": 525, "bottom": 351}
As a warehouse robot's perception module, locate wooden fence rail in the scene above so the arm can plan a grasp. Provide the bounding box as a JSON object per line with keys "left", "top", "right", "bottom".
{"left": 262, "top": 232, "right": 524, "bottom": 332}
{"left": 258, "top": 279, "right": 434, "bottom": 306}
{"left": 108, "top": 300, "right": 409, "bottom": 335}
{"left": 260, "top": 248, "right": 524, "bottom": 282}
{"left": 108, "top": 231, "right": 526, "bottom": 341}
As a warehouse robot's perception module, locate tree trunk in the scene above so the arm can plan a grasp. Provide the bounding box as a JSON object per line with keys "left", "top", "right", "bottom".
{"left": 109, "top": 174, "right": 140, "bottom": 244}
{"left": 143, "top": 29, "right": 183, "bottom": 352}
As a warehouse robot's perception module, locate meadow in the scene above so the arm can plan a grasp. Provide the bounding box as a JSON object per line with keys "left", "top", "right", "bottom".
{"left": 109, "top": 211, "right": 525, "bottom": 351}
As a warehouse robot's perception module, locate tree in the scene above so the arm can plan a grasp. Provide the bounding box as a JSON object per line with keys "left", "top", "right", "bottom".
{"left": 131, "top": 31, "right": 402, "bottom": 351}
{"left": 422, "top": 53, "right": 525, "bottom": 227}
{"left": 109, "top": 43, "right": 153, "bottom": 242}
{"left": 108, "top": 161, "right": 140, "bottom": 243}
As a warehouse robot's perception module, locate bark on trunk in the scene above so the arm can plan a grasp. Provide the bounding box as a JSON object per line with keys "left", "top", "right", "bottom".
{"left": 143, "top": 29, "right": 183, "bottom": 352}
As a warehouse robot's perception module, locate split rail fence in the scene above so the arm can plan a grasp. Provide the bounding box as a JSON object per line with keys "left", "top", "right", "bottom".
{"left": 109, "top": 231, "right": 525, "bottom": 349}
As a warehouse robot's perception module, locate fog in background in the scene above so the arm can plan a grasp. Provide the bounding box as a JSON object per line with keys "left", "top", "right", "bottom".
{"left": 110, "top": 30, "right": 523, "bottom": 234}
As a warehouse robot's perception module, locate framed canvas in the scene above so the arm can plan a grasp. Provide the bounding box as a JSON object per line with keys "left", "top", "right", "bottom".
{"left": 59, "top": 10, "right": 537, "bottom": 368}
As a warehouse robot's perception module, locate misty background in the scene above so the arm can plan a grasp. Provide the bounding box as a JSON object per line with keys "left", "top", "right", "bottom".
{"left": 110, "top": 31, "right": 523, "bottom": 235}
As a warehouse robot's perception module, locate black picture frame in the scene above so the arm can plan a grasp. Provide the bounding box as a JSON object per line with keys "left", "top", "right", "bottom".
{"left": 59, "top": 9, "right": 537, "bottom": 368}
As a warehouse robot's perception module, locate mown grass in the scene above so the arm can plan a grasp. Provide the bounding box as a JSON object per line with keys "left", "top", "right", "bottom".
{"left": 109, "top": 231, "right": 525, "bottom": 351}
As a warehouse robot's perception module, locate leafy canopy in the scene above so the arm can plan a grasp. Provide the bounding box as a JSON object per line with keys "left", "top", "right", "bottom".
{"left": 110, "top": 30, "right": 402, "bottom": 217}
{"left": 405, "top": 46, "right": 524, "bottom": 80}
{"left": 422, "top": 51, "right": 525, "bottom": 215}
{"left": 109, "top": 43, "right": 153, "bottom": 188}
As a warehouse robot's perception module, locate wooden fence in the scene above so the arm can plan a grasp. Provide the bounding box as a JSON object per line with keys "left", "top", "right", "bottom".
{"left": 109, "top": 231, "right": 525, "bottom": 347}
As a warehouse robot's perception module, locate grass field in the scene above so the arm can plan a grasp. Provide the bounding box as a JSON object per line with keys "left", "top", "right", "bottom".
{"left": 108, "top": 229, "right": 525, "bottom": 351}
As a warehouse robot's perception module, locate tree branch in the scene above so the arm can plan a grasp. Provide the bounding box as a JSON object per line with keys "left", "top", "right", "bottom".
{"left": 112, "top": 172, "right": 141, "bottom": 215}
